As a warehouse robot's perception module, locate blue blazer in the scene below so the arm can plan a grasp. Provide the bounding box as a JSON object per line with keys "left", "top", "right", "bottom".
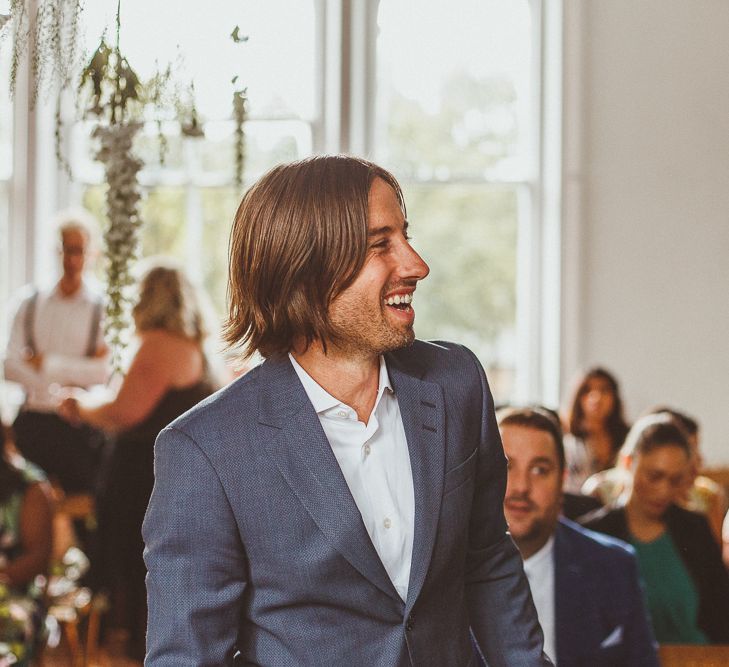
{"left": 143, "top": 341, "right": 548, "bottom": 666}
{"left": 553, "top": 519, "right": 659, "bottom": 667}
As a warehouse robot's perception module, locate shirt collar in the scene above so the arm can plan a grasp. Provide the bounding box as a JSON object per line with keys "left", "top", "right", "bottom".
{"left": 289, "top": 353, "right": 393, "bottom": 415}
{"left": 523, "top": 534, "right": 555, "bottom": 570}
{"left": 50, "top": 278, "right": 93, "bottom": 302}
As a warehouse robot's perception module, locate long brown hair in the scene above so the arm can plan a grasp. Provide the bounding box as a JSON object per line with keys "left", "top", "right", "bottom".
{"left": 564, "top": 366, "right": 630, "bottom": 453}
{"left": 224, "top": 155, "right": 405, "bottom": 358}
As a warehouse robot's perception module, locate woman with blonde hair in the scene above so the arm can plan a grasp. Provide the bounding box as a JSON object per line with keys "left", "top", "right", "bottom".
{"left": 59, "top": 258, "right": 217, "bottom": 660}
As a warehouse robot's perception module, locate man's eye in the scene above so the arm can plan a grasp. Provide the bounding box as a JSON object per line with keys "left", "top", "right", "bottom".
{"left": 531, "top": 465, "right": 550, "bottom": 477}
{"left": 370, "top": 239, "right": 389, "bottom": 250}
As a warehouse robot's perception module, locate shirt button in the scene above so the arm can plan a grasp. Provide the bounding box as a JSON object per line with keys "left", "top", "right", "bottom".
{"left": 338, "top": 410, "right": 347, "bottom": 418}
{"left": 363, "top": 444, "right": 371, "bottom": 457}
{"left": 383, "top": 517, "right": 392, "bottom": 529}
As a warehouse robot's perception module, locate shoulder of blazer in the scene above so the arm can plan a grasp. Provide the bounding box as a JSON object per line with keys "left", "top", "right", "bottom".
{"left": 163, "top": 361, "right": 264, "bottom": 435}
{"left": 386, "top": 339, "right": 478, "bottom": 382}
{"left": 556, "top": 518, "right": 637, "bottom": 588}
{"left": 579, "top": 506, "right": 631, "bottom": 543}
{"left": 665, "top": 504, "right": 722, "bottom": 573}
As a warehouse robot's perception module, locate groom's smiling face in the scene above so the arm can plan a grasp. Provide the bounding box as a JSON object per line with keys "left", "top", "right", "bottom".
{"left": 325, "top": 177, "right": 430, "bottom": 357}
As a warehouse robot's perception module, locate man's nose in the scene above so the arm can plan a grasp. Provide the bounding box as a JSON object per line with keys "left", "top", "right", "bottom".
{"left": 398, "top": 242, "right": 430, "bottom": 281}
{"left": 507, "top": 468, "right": 530, "bottom": 496}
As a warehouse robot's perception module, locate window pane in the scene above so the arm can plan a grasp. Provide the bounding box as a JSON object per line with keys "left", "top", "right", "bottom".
{"left": 73, "top": 0, "right": 318, "bottom": 327}
{"left": 201, "top": 187, "right": 242, "bottom": 315}
{"left": 405, "top": 183, "right": 518, "bottom": 401}
{"left": 80, "top": 0, "right": 316, "bottom": 121}
{"left": 375, "top": 0, "right": 533, "bottom": 180}
{"left": 375, "top": 0, "right": 535, "bottom": 403}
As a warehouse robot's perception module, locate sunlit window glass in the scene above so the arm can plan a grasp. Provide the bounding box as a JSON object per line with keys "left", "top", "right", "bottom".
{"left": 374, "top": 0, "right": 535, "bottom": 402}
{"left": 74, "top": 0, "right": 317, "bottom": 313}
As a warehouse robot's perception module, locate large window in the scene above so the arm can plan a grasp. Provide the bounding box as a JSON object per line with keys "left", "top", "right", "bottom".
{"left": 374, "top": 0, "right": 537, "bottom": 401}
{"left": 6, "top": 0, "right": 550, "bottom": 404}
{"left": 72, "top": 0, "right": 319, "bottom": 314}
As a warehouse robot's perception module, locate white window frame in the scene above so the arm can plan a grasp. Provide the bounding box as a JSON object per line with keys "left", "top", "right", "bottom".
{"left": 6, "top": 0, "right": 563, "bottom": 405}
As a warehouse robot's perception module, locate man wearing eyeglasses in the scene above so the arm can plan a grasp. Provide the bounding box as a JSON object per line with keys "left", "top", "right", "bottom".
{"left": 3, "top": 209, "right": 109, "bottom": 495}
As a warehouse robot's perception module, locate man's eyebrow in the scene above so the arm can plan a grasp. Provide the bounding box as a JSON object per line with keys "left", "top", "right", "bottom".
{"left": 367, "top": 221, "right": 409, "bottom": 237}
{"left": 529, "top": 456, "right": 556, "bottom": 467}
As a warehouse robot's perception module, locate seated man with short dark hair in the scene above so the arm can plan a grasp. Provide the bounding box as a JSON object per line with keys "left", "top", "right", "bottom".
{"left": 497, "top": 406, "right": 659, "bottom": 666}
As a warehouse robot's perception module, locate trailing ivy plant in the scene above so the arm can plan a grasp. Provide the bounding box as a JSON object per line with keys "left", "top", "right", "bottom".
{"left": 1, "top": 0, "right": 83, "bottom": 104}
{"left": 231, "top": 25, "right": 249, "bottom": 189}
{"left": 79, "top": 2, "right": 145, "bottom": 371}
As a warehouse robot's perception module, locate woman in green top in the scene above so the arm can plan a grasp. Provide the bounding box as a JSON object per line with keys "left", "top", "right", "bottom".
{"left": 583, "top": 412, "right": 729, "bottom": 644}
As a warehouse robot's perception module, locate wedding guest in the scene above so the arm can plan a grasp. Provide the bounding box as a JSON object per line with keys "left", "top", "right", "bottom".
{"left": 583, "top": 407, "right": 726, "bottom": 542}
{"left": 582, "top": 413, "right": 729, "bottom": 644}
{"left": 561, "top": 367, "right": 629, "bottom": 493}
{"left": 3, "top": 209, "right": 109, "bottom": 494}
{"left": 0, "top": 424, "right": 54, "bottom": 666}
{"left": 58, "top": 259, "right": 216, "bottom": 660}
{"left": 496, "top": 406, "right": 658, "bottom": 666}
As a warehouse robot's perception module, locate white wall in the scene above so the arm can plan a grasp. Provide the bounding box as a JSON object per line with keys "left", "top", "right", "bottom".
{"left": 562, "top": 0, "right": 729, "bottom": 465}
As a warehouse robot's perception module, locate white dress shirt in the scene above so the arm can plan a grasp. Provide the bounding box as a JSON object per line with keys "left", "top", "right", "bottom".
{"left": 523, "top": 536, "right": 556, "bottom": 664}
{"left": 290, "top": 353, "right": 415, "bottom": 601}
{"left": 4, "top": 282, "right": 108, "bottom": 411}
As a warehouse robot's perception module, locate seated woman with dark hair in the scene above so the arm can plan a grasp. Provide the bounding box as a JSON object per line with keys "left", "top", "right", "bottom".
{"left": 0, "top": 425, "right": 54, "bottom": 666}
{"left": 58, "top": 259, "right": 218, "bottom": 660}
{"left": 582, "top": 413, "right": 729, "bottom": 645}
{"left": 561, "top": 366, "right": 630, "bottom": 494}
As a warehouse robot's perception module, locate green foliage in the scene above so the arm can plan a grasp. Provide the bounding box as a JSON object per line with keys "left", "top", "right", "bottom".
{"left": 383, "top": 71, "right": 521, "bottom": 393}
{"left": 405, "top": 184, "right": 517, "bottom": 347}
{"left": 386, "top": 70, "right": 518, "bottom": 179}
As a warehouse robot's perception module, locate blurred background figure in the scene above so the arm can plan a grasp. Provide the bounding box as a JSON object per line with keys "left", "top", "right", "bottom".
{"left": 3, "top": 209, "right": 109, "bottom": 497}
{"left": 496, "top": 406, "right": 658, "bottom": 667}
{"left": 561, "top": 367, "right": 630, "bottom": 494}
{"left": 582, "top": 413, "right": 729, "bottom": 645}
{"left": 583, "top": 407, "right": 727, "bottom": 543}
{"left": 58, "top": 259, "right": 218, "bottom": 661}
{"left": 0, "top": 423, "right": 54, "bottom": 667}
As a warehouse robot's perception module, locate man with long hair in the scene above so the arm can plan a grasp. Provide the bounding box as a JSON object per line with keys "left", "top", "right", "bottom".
{"left": 143, "top": 155, "right": 548, "bottom": 666}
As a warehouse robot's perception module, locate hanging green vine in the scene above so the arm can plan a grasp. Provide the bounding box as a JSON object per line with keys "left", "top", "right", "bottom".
{"left": 230, "top": 25, "right": 249, "bottom": 189}
{"left": 78, "top": 1, "right": 145, "bottom": 371}
{"left": 2, "top": 0, "right": 83, "bottom": 103}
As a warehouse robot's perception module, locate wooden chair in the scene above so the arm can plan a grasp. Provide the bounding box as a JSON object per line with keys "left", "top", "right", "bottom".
{"left": 46, "top": 491, "right": 107, "bottom": 667}
{"left": 659, "top": 643, "right": 729, "bottom": 666}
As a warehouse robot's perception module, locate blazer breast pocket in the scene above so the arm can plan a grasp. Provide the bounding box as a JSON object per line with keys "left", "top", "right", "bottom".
{"left": 443, "top": 447, "right": 478, "bottom": 496}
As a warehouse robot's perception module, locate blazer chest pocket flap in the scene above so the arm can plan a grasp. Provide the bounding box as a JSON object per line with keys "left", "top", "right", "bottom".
{"left": 443, "top": 447, "right": 478, "bottom": 495}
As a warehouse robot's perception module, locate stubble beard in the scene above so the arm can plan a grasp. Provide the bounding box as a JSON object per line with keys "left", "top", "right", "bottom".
{"left": 328, "top": 297, "right": 416, "bottom": 358}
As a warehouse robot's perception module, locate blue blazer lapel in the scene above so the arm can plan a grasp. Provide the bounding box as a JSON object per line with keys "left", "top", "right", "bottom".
{"left": 257, "top": 355, "right": 400, "bottom": 602}
{"left": 387, "top": 356, "right": 446, "bottom": 613}
{"left": 554, "top": 521, "right": 588, "bottom": 664}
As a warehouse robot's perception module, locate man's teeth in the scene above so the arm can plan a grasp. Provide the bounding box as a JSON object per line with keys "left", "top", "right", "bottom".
{"left": 384, "top": 294, "right": 413, "bottom": 306}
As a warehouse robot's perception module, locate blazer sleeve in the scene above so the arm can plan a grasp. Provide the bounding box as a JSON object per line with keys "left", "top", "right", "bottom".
{"left": 622, "top": 549, "right": 661, "bottom": 666}
{"left": 683, "top": 511, "right": 729, "bottom": 643}
{"left": 143, "top": 426, "right": 247, "bottom": 666}
{"left": 461, "top": 347, "right": 551, "bottom": 666}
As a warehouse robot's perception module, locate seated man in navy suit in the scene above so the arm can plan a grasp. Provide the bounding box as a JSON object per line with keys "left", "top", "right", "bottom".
{"left": 498, "top": 406, "right": 659, "bottom": 666}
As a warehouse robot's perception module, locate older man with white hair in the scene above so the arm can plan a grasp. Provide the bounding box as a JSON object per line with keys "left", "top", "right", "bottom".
{"left": 4, "top": 209, "right": 109, "bottom": 494}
